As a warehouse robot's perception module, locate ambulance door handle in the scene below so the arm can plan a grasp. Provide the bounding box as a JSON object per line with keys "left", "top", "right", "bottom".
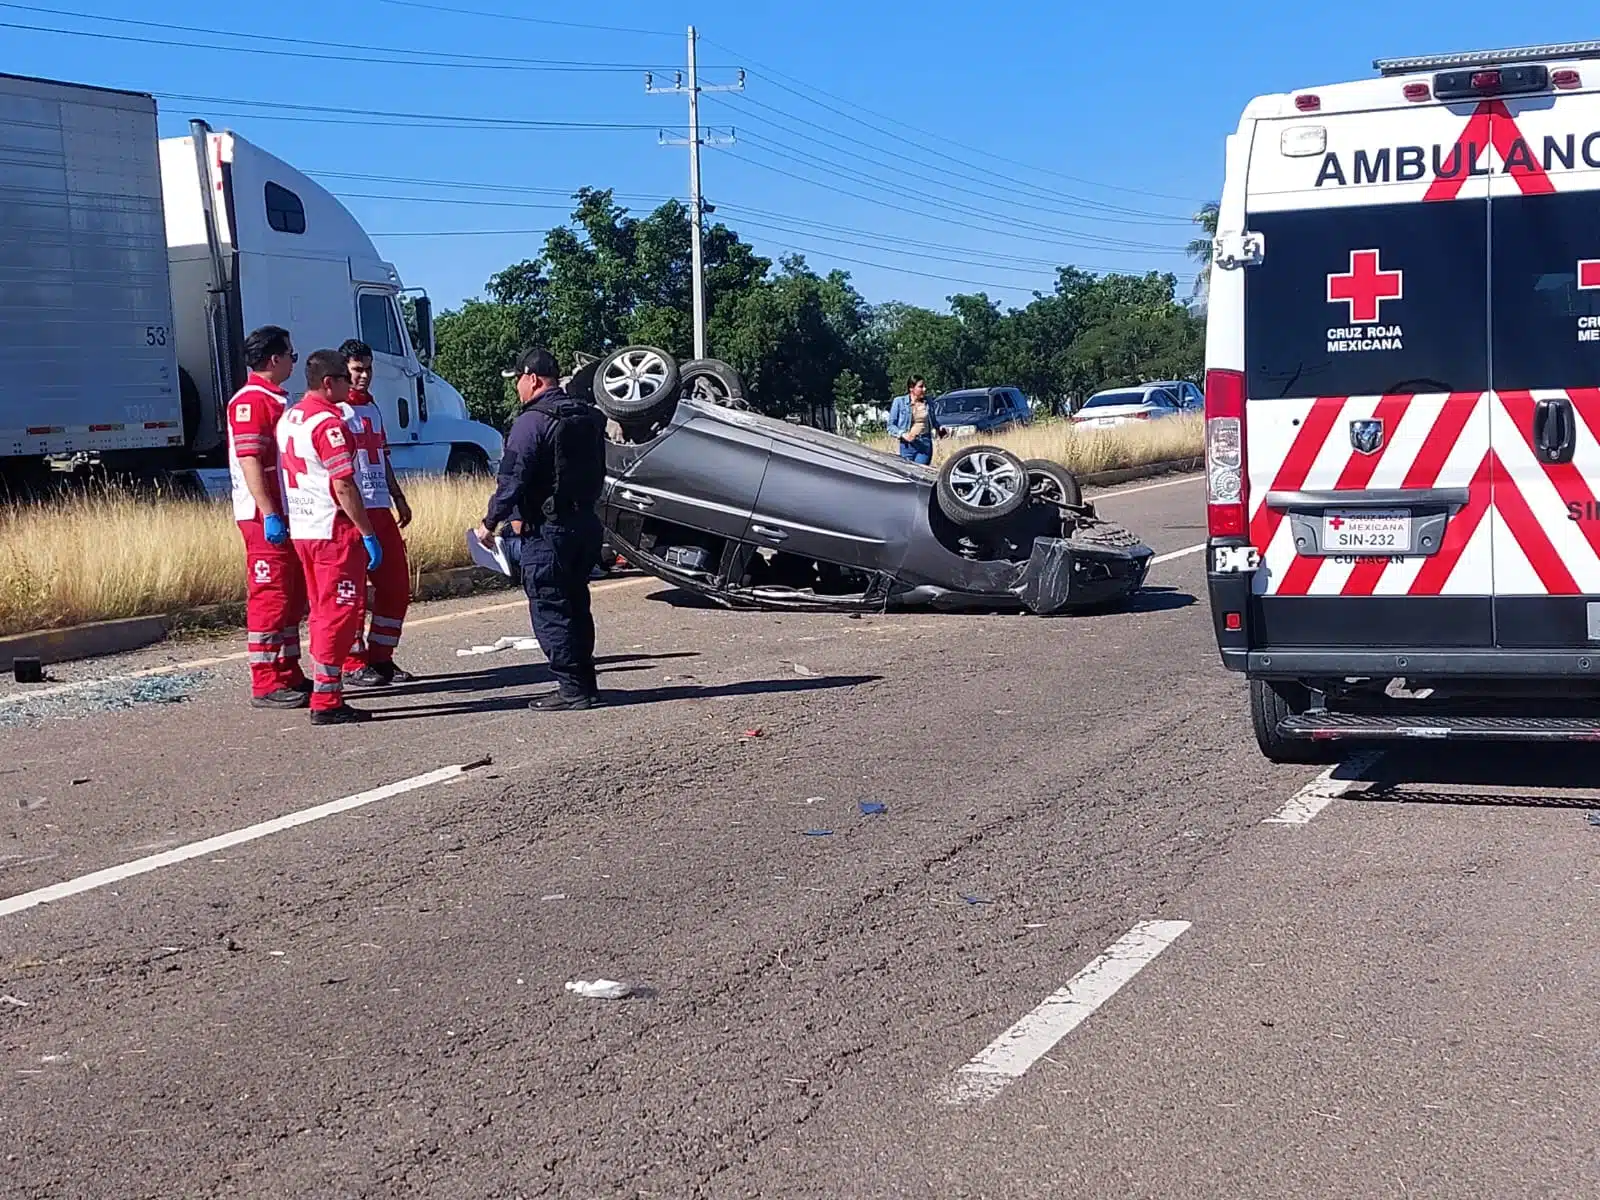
{"left": 1534, "top": 397, "right": 1576, "bottom": 465}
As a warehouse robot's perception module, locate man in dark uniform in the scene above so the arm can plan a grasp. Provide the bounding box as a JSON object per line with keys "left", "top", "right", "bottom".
{"left": 475, "top": 348, "right": 608, "bottom": 710}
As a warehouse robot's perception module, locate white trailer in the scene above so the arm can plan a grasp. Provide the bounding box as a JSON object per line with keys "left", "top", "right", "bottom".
{"left": 0, "top": 73, "right": 184, "bottom": 466}
{"left": 0, "top": 72, "right": 503, "bottom": 484}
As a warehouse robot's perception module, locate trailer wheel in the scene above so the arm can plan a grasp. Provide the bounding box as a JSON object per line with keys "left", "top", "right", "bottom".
{"left": 1250, "top": 678, "right": 1338, "bottom": 764}
{"left": 447, "top": 446, "right": 490, "bottom": 476}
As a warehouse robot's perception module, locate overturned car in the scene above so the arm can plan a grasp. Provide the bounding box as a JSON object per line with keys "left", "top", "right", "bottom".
{"left": 568, "top": 345, "right": 1153, "bottom": 615}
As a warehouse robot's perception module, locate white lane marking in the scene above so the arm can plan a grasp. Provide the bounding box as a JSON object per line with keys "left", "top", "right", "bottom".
{"left": 1151, "top": 542, "right": 1205, "bottom": 566}
{"left": 0, "top": 760, "right": 490, "bottom": 919}
{"left": 0, "top": 576, "right": 650, "bottom": 709}
{"left": 1092, "top": 473, "right": 1202, "bottom": 498}
{"left": 945, "top": 919, "right": 1191, "bottom": 1105}
{"left": 1264, "top": 753, "right": 1382, "bottom": 825}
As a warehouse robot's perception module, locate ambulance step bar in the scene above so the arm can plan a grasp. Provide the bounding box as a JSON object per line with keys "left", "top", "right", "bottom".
{"left": 1279, "top": 712, "right": 1600, "bottom": 743}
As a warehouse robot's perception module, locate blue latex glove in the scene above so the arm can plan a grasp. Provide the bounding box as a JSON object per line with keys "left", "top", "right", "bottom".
{"left": 363, "top": 534, "right": 383, "bottom": 571}
{"left": 262, "top": 513, "right": 289, "bottom": 545}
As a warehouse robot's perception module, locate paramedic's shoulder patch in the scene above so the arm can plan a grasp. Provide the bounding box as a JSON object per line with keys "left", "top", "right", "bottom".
{"left": 326, "top": 426, "right": 347, "bottom": 447}
{"left": 234, "top": 402, "right": 251, "bottom": 422}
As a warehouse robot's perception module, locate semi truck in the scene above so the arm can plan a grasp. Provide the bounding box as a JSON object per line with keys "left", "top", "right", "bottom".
{"left": 0, "top": 71, "right": 502, "bottom": 489}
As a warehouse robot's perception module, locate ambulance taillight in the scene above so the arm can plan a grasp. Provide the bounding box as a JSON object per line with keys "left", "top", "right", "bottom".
{"left": 1204, "top": 368, "right": 1246, "bottom": 538}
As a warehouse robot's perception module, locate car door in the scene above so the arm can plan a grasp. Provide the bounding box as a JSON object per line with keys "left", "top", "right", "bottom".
{"left": 608, "top": 406, "right": 772, "bottom": 544}
{"left": 1486, "top": 91, "right": 1600, "bottom": 648}
{"left": 355, "top": 290, "right": 418, "bottom": 456}
{"left": 1242, "top": 99, "right": 1492, "bottom": 649}
{"left": 746, "top": 423, "right": 921, "bottom": 573}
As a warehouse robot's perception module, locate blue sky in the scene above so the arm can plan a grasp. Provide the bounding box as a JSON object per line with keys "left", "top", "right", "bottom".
{"left": 3, "top": 0, "right": 1580, "bottom": 312}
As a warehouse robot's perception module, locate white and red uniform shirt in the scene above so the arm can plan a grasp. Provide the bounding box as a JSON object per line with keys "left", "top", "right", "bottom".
{"left": 337, "top": 390, "right": 392, "bottom": 510}
{"left": 276, "top": 396, "right": 357, "bottom": 542}
{"left": 226, "top": 374, "right": 290, "bottom": 522}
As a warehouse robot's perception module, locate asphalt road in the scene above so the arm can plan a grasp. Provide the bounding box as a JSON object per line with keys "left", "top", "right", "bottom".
{"left": 2, "top": 472, "right": 1596, "bottom": 1199}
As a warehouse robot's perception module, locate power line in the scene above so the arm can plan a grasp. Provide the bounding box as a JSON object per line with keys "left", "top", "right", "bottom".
{"left": 153, "top": 92, "right": 659, "bottom": 132}
{"left": 701, "top": 35, "right": 1206, "bottom": 206}
{"left": 713, "top": 92, "right": 1191, "bottom": 226}
{"left": 0, "top": 7, "right": 695, "bottom": 72}
{"left": 727, "top": 133, "right": 1185, "bottom": 254}
{"left": 371, "top": 0, "right": 678, "bottom": 39}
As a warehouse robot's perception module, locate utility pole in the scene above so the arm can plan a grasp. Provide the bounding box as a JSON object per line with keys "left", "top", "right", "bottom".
{"left": 647, "top": 27, "right": 742, "bottom": 360}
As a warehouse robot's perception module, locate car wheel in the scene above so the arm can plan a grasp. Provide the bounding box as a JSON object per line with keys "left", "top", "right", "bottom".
{"left": 1250, "top": 678, "right": 1338, "bottom": 764}
{"left": 936, "top": 444, "right": 1029, "bottom": 528}
{"left": 681, "top": 358, "right": 748, "bottom": 408}
{"left": 594, "top": 345, "right": 681, "bottom": 424}
{"left": 1023, "top": 458, "right": 1083, "bottom": 508}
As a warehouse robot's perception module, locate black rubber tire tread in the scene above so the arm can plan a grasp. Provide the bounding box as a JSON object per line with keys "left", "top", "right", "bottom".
{"left": 1066, "top": 517, "right": 1142, "bottom": 550}
{"left": 1023, "top": 458, "right": 1084, "bottom": 508}
{"left": 935, "top": 444, "right": 1030, "bottom": 529}
{"left": 680, "top": 358, "right": 747, "bottom": 406}
{"left": 1250, "top": 678, "right": 1338, "bottom": 764}
{"left": 446, "top": 446, "right": 490, "bottom": 476}
{"left": 593, "top": 345, "right": 681, "bottom": 423}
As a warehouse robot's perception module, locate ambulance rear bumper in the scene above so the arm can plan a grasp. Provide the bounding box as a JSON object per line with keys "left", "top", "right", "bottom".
{"left": 1224, "top": 648, "right": 1600, "bottom": 679}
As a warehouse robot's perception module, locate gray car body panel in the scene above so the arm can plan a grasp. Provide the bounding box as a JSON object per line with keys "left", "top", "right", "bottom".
{"left": 602, "top": 396, "right": 1153, "bottom": 614}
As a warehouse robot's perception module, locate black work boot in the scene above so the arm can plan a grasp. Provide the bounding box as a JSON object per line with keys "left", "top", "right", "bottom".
{"left": 343, "top": 665, "right": 390, "bottom": 689}
{"left": 528, "top": 690, "right": 602, "bottom": 712}
{"left": 310, "top": 703, "right": 372, "bottom": 726}
{"left": 251, "top": 688, "right": 309, "bottom": 710}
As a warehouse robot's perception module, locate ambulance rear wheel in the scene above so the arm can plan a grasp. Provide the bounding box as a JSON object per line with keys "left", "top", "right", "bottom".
{"left": 1250, "top": 678, "right": 1337, "bottom": 765}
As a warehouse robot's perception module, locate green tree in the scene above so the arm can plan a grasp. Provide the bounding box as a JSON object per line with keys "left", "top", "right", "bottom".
{"left": 1186, "top": 201, "right": 1220, "bottom": 305}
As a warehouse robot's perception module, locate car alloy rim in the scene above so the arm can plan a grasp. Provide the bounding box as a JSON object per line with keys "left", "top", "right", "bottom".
{"left": 602, "top": 348, "right": 670, "bottom": 404}
{"left": 947, "top": 451, "right": 1023, "bottom": 509}
{"left": 1028, "top": 469, "right": 1067, "bottom": 505}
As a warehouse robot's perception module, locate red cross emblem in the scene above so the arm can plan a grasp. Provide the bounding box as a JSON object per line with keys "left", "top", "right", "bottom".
{"left": 1580, "top": 260, "right": 1600, "bottom": 291}
{"left": 1327, "top": 250, "right": 1403, "bottom": 323}
{"left": 280, "top": 442, "right": 308, "bottom": 488}
{"left": 355, "top": 416, "right": 385, "bottom": 455}
{"left": 1328, "top": 516, "right": 1346, "bottom": 530}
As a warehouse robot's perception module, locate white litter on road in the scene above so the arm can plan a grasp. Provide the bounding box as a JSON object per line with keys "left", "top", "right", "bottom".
{"left": 456, "top": 636, "right": 543, "bottom": 658}
{"left": 945, "top": 919, "right": 1191, "bottom": 1105}
{"left": 0, "top": 759, "right": 491, "bottom": 920}
{"left": 565, "top": 979, "right": 634, "bottom": 1000}
{"left": 1264, "top": 753, "right": 1382, "bottom": 826}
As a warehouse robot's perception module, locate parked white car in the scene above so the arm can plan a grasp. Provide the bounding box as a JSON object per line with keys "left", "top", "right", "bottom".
{"left": 1072, "top": 381, "right": 1203, "bottom": 429}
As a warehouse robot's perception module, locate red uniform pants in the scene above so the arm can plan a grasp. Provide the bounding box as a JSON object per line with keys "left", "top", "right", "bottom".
{"left": 343, "top": 508, "right": 410, "bottom": 671}
{"left": 239, "top": 519, "right": 308, "bottom": 697}
{"left": 296, "top": 533, "right": 368, "bottom": 712}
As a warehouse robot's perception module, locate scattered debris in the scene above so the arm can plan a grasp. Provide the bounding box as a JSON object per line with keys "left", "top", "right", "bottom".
{"left": 12, "top": 657, "right": 43, "bottom": 684}
{"left": 0, "top": 670, "right": 209, "bottom": 728}
{"left": 268, "top": 951, "right": 286, "bottom": 958}
{"left": 0, "top": 995, "right": 31, "bottom": 1009}
{"left": 793, "top": 663, "right": 817, "bottom": 677}
{"left": 803, "top": 829, "right": 833, "bottom": 837}
{"left": 960, "top": 895, "right": 992, "bottom": 906}
{"left": 70, "top": 778, "right": 90, "bottom": 787}
{"left": 1588, "top": 812, "right": 1600, "bottom": 827}
{"left": 858, "top": 801, "right": 887, "bottom": 816}
{"left": 457, "top": 636, "right": 542, "bottom": 658}
{"left": 804, "top": 796, "right": 824, "bottom": 806}
{"left": 565, "top": 979, "right": 634, "bottom": 1000}
{"left": 743, "top": 728, "right": 764, "bottom": 739}
{"left": 540, "top": 893, "right": 566, "bottom": 902}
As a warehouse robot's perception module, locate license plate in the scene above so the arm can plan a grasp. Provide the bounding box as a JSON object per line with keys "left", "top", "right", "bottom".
{"left": 1322, "top": 509, "right": 1410, "bottom": 553}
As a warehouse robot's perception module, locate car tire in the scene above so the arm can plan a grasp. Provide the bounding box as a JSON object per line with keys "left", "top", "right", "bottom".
{"left": 936, "top": 444, "right": 1030, "bottom": 529}
{"left": 1023, "top": 458, "right": 1083, "bottom": 508}
{"left": 594, "top": 345, "right": 681, "bottom": 424}
{"left": 1250, "top": 678, "right": 1338, "bottom": 764}
{"left": 680, "top": 358, "right": 748, "bottom": 408}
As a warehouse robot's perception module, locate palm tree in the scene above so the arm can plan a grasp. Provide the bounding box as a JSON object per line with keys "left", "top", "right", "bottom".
{"left": 1186, "top": 201, "right": 1220, "bottom": 305}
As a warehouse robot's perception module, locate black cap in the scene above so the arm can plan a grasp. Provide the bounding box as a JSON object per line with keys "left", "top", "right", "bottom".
{"left": 501, "top": 347, "right": 559, "bottom": 379}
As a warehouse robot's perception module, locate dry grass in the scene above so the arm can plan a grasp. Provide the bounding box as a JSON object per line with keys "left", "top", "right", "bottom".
{"left": 870, "top": 413, "right": 1203, "bottom": 475}
{"left": 0, "top": 476, "right": 488, "bottom": 636}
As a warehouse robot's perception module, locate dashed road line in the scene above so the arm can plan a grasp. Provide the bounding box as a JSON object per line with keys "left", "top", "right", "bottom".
{"left": 1264, "top": 753, "right": 1382, "bottom": 825}
{"left": 1151, "top": 542, "right": 1205, "bottom": 566}
{"left": 0, "top": 759, "right": 492, "bottom": 919}
{"left": 0, "top": 576, "right": 650, "bottom": 709}
{"left": 944, "top": 919, "right": 1192, "bottom": 1105}
{"left": 1092, "top": 473, "right": 1202, "bottom": 498}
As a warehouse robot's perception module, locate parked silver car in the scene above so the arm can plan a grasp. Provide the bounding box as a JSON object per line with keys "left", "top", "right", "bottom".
{"left": 1072, "top": 381, "right": 1202, "bottom": 429}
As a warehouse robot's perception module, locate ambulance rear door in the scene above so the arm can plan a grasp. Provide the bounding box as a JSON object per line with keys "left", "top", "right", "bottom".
{"left": 1485, "top": 85, "right": 1600, "bottom": 649}
{"left": 1242, "top": 96, "right": 1494, "bottom": 651}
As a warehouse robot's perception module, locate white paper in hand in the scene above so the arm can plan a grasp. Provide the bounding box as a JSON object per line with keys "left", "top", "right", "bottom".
{"left": 467, "top": 528, "right": 512, "bottom": 576}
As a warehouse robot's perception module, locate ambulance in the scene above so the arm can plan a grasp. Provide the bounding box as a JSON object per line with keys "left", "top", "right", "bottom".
{"left": 1203, "top": 42, "right": 1600, "bottom": 761}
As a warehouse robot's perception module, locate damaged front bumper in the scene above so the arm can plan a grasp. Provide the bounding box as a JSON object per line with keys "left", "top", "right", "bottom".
{"left": 1012, "top": 533, "right": 1154, "bottom": 615}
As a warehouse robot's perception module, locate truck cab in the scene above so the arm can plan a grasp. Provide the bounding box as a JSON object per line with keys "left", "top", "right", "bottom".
{"left": 159, "top": 124, "right": 501, "bottom": 474}
{"left": 1205, "top": 42, "right": 1600, "bottom": 761}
